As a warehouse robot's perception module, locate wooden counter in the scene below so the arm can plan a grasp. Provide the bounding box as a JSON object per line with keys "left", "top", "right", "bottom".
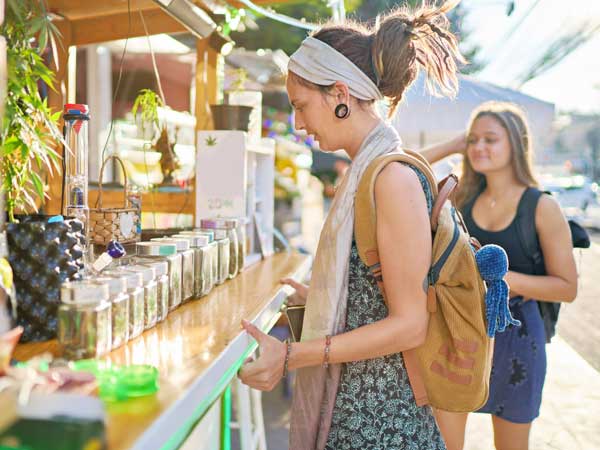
{"left": 14, "top": 252, "right": 311, "bottom": 450}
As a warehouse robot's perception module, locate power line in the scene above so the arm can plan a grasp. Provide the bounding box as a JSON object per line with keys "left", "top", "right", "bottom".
{"left": 479, "top": 0, "right": 545, "bottom": 71}
{"left": 236, "top": 0, "right": 318, "bottom": 31}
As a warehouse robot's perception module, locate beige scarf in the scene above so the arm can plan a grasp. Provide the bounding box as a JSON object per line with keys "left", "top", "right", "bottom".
{"left": 289, "top": 122, "right": 402, "bottom": 449}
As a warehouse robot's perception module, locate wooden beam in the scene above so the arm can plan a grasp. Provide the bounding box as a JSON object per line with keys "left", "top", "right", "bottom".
{"left": 48, "top": 0, "right": 298, "bottom": 22}
{"left": 48, "top": 0, "right": 159, "bottom": 21}
{"left": 227, "top": 0, "right": 301, "bottom": 8}
{"left": 68, "top": 8, "right": 187, "bottom": 46}
{"left": 88, "top": 189, "right": 195, "bottom": 215}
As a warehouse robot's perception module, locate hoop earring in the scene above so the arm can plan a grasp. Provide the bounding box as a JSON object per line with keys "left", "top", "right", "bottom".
{"left": 335, "top": 104, "right": 350, "bottom": 119}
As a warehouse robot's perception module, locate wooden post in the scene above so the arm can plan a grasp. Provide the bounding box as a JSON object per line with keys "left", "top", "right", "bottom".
{"left": 45, "top": 17, "right": 73, "bottom": 215}
{"left": 195, "top": 38, "right": 219, "bottom": 132}
{"left": 194, "top": 38, "right": 220, "bottom": 225}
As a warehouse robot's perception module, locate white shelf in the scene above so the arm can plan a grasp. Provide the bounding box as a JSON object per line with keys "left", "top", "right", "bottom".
{"left": 246, "top": 139, "right": 275, "bottom": 156}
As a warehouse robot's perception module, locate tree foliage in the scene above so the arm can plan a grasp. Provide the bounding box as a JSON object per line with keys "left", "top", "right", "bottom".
{"left": 232, "top": 0, "right": 481, "bottom": 73}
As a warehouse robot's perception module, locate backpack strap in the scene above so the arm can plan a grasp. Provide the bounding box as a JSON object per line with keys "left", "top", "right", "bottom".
{"left": 354, "top": 150, "right": 457, "bottom": 408}
{"left": 355, "top": 151, "right": 439, "bottom": 269}
{"left": 515, "top": 187, "right": 544, "bottom": 272}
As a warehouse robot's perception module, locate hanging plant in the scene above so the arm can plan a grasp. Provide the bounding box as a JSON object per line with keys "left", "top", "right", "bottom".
{"left": 131, "top": 89, "right": 180, "bottom": 184}
{"left": 131, "top": 88, "right": 164, "bottom": 130}
{"left": 230, "top": 68, "right": 249, "bottom": 92}
{"left": 1, "top": 0, "right": 64, "bottom": 223}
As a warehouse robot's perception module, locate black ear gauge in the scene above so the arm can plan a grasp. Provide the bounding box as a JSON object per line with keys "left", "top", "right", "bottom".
{"left": 335, "top": 104, "right": 350, "bottom": 119}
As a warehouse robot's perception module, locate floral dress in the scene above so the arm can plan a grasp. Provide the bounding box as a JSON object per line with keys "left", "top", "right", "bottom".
{"left": 325, "top": 167, "right": 446, "bottom": 450}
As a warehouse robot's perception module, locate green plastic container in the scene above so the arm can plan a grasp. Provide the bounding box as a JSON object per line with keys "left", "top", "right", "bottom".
{"left": 70, "top": 360, "right": 159, "bottom": 402}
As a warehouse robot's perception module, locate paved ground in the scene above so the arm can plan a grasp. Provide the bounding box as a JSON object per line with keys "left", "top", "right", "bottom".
{"left": 555, "top": 231, "right": 600, "bottom": 371}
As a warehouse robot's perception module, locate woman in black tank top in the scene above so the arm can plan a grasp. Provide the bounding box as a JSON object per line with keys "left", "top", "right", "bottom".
{"left": 419, "top": 102, "right": 578, "bottom": 450}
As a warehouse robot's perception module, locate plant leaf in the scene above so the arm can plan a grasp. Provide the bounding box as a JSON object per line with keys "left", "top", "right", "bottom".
{"left": 30, "top": 171, "right": 45, "bottom": 200}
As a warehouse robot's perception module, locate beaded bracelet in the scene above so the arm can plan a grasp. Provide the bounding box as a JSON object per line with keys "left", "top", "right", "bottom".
{"left": 323, "top": 335, "right": 332, "bottom": 369}
{"left": 282, "top": 339, "right": 292, "bottom": 378}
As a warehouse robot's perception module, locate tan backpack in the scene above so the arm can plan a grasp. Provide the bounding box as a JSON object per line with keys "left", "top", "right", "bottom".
{"left": 354, "top": 150, "right": 492, "bottom": 412}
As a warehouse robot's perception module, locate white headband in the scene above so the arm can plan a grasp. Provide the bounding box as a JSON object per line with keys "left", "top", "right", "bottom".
{"left": 288, "top": 37, "right": 383, "bottom": 101}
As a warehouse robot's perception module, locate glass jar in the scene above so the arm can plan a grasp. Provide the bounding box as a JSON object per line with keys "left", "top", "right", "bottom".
{"left": 136, "top": 241, "right": 182, "bottom": 311}
{"left": 201, "top": 219, "right": 239, "bottom": 279}
{"left": 137, "top": 260, "right": 169, "bottom": 322}
{"left": 174, "top": 233, "right": 215, "bottom": 296}
{"left": 58, "top": 280, "right": 111, "bottom": 360}
{"left": 181, "top": 230, "right": 217, "bottom": 288}
{"left": 201, "top": 229, "right": 229, "bottom": 285}
{"left": 171, "top": 234, "right": 201, "bottom": 299}
{"left": 95, "top": 275, "right": 129, "bottom": 350}
{"left": 151, "top": 238, "right": 194, "bottom": 303}
{"left": 235, "top": 219, "right": 247, "bottom": 272}
{"left": 105, "top": 268, "right": 145, "bottom": 340}
{"left": 125, "top": 265, "right": 158, "bottom": 331}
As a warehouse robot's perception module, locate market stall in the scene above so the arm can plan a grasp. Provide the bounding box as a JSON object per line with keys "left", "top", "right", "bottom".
{"left": 0, "top": 1, "right": 311, "bottom": 449}
{"left": 13, "top": 252, "right": 310, "bottom": 450}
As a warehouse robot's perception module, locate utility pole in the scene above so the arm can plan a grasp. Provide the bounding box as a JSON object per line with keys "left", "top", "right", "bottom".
{"left": 587, "top": 127, "right": 600, "bottom": 182}
{"left": 328, "top": 0, "right": 346, "bottom": 23}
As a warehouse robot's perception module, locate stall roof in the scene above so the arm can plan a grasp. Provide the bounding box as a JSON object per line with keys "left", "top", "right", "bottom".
{"left": 48, "top": 0, "right": 289, "bottom": 21}
{"left": 47, "top": 0, "right": 295, "bottom": 46}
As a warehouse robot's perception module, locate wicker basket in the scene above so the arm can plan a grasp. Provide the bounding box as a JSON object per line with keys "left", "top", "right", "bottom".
{"left": 90, "top": 155, "right": 141, "bottom": 246}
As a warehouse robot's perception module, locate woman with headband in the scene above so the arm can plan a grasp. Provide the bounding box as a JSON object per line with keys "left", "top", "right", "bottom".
{"left": 420, "top": 102, "right": 577, "bottom": 450}
{"left": 239, "top": 1, "right": 465, "bottom": 449}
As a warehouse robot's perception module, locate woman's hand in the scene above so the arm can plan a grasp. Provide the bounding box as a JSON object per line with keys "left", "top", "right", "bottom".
{"left": 419, "top": 132, "right": 467, "bottom": 164}
{"left": 449, "top": 132, "right": 467, "bottom": 155}
{"left": 280, "top": 278, "right": 309, "bottom": 306}
{"left": 505, "top": 270, "right": 533, "bottom": 302}
{"left": 238, "top": 319, "right": 288, "bottom": 391}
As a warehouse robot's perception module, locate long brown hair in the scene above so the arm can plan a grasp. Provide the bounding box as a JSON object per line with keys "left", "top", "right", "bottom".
{"left": 290, "top": 0, "right": 466, "bottom": 117}
{"left": 455, "top": 101, "right": 539, "bottom": 209}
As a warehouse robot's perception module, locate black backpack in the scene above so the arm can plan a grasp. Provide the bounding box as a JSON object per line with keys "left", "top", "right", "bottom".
{"left": 516, "top": 188, "right": 590, "bottom": 343}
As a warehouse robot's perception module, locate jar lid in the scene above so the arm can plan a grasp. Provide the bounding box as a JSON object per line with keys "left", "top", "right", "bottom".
{"left": 61, "top": 280, "right": 109, "bottom": 304}
{"left": 125, "top": 265, "right": 156, "bottom": 283}
{"left": 195, "top": 235, "right": 211, "bottom": 247}
{"left": 199, "top": 219, "right": 217, "bottom": 229}
{"left": 138, "top": 259, "right": 168, "bottom": 277}
{"left": 212, "top": 229, "right": 228, "bottom": 240}
{"left": 136, "top": 241, "right": 178, "bottom": 256}
{"left": 181, "top": 230, "right": 214, "bottom": 243}
{"left": 217, "top": 218, "right": 238, "bottom": 228}
{"left": 200, "top": 218, "right": 237, "bottom": 229}
{"left": 172, "top": 234, "right": 207, "bottom": 248}
{"left": 104, "top": 268, "right": 143, "bottom": 289}
{"left": 95, "top": 276, "right": 127, "bottom": 296}
{"left": 151, "top": 237, "right": 190, "bottom": 251}
{"left": 188, "top": 234, "right": 211, "bottom": 247}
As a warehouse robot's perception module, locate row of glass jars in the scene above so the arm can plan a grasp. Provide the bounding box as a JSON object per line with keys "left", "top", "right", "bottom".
{"left": 58, "top": 239, "right": 182, "bottom": 360}
{"left": 57, "top": 219, "right": 247, "bottom": 360}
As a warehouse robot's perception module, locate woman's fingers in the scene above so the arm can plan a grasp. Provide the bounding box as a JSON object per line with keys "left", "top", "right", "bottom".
{"left": 280, "top": 278, "right": 309, "bottom": 301}
{"left": 239, "top": 318, "right": 287, "bottom": 391}
{"left": 281, "top": 277, "right": 301, "bottom": 289}
{"left": 241, "top": 319, "right": 268, "bottom": 346}
{"left": 238, "top": 360, "right": 278, "bottom": 391}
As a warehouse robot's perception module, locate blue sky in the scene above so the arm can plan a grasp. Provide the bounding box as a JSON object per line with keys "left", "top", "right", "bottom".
{"left": 462, "top": 0, "right": 600, "bottom": 114}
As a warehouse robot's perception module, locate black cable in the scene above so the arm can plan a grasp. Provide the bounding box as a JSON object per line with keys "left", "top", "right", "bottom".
{"left": 99, "top": 0, "right": 132, "bottom": 167}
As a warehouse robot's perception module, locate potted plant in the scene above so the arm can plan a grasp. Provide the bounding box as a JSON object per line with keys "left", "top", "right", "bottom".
{"left": 131, "top": 88, "right": 180, "bottom": 185}
{"left": 1, "top": 0, "right": 85, "bottom": 341}
{"left": 210, "top": 68, "right": 254, "bottom": 131}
